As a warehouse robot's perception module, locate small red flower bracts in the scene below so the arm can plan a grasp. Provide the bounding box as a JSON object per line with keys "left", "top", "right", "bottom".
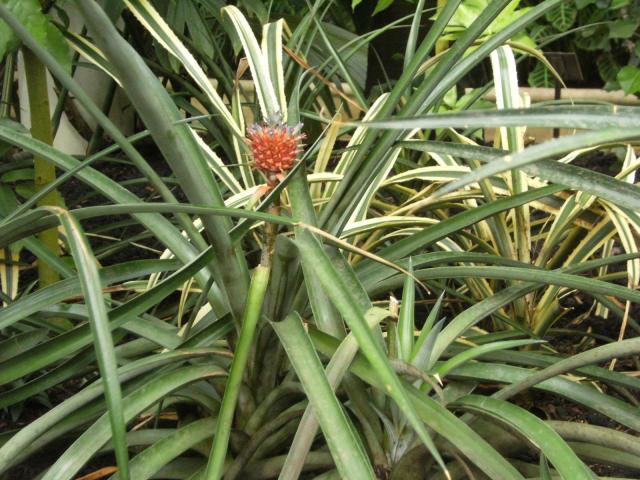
{"left": 247, "top": 121, "right": 305, "bottom": 177}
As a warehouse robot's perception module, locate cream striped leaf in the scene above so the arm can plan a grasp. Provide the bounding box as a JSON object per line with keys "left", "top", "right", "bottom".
{"left": 222, "top": 5, "right": 280, "bottom": 121}
{"left": 125, "top": 0, "right": 241, "bottom": 137}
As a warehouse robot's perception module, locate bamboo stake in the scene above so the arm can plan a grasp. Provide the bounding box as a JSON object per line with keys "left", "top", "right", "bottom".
{"left": 23, "top": 48, "right": 62, "bottom": 287}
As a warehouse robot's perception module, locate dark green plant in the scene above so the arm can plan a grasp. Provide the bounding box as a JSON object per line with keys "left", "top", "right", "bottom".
{"left": 525, "top": 0, "right": 640, "bottom": 94}
{"left": 0, "top": 1, "right": 639, "bottom": 480}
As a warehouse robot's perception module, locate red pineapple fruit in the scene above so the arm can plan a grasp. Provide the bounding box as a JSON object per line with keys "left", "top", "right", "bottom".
{"left": 247, "top": 121, "right": 305, "bottom": 178}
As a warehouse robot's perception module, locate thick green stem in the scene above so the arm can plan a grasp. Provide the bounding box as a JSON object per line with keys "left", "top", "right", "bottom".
{"left": 206, "top": 264, "right": 270, "bottom": 480}
{"left": 263, "top": 203, "right": 280, "bottom": 268}
{"left": 23, "top": 47, "right": 61, "bottom": 288}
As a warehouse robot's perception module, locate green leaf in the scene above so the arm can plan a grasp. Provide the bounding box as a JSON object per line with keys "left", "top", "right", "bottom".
{"left": 356, "top": 185, "right": 565, "bottom": 286}
{"left": 425, "top": 252, "right": 640, "bottom": 368}
{"left": 310, "top": 328, "right": 525, "bottom": 480}
{"left": 466, "top": 332, "right": 640, "bottom": 392}
{"left": 272, "top": 313, "right": 376, "bottom": 480}
{"left": 14, "top": 183, "right": 34, "bottom": 199}
{"left": 400, "top": 140, "right": 640, "bottom": 214}
{"left": 0, "top": 259, "right": 177, "bottom": 332}
{"left": 361, "top": 106, "right": 640, "bottom": 131}
{"left": 0, "top": 14, "right": 222, "bottom": 310}
{"left": 1, "top": 168, "right": 33, "bottom": 182}
{"left": 112, "top": 419, "right": 216, "bottom": 480}
{"left": 310, "top": 15, "right": 367, "bottom": 110}
{"left": 432, "top": 126, "right": 640, "bottom": 203}
{"left": 397, "top": 257, "right": 415, "bottom": 362}
{"left": 411, "top": 318, "right": 445, "bottom": 372}
{"left": 405, "top": 0, "right": 427, "bottom": 70}
{"left": 528, "top": 62, "right": 554, "bottom": 88}
{"left": 452, "top": 362, "right": 640, "bottom": 431}
{"left": 435, "top": 339, "right": 543, "bottom": 379}
{"left": 596, "top": 53, "right": 619, "bottom": 83}
{"left": 0, "top": 349, "right": 221, "bottom": 473}
{"left": 372, "top": 0, "right": 394, "bottom": 16}
{"left": 279, "top": 307, "right": 389, "bottom": 480}
{"left": 617, "top": 65, "right": 640, "bottom": 95}
{"left": 79, "top": 1, "right": 251, "bottom": 319}
{"left": 124, "top": 0, "right": 241, "bottom": 138}
{"left": 544, "top": 1, "right": 577, "bottom": 32}
{"left": 411, "top": 291, "right": 444, "bottom": 363}
{"left": 548, "top": 421, "right": 640, "bottom": 458}
{"left": 575, "top": 0, "right": 597, "bottom": 8}
{"left": 318, "top": 0, "right": 466, "bottom": 231}
{"left": 0, "top": 249, "right": 215, "bottom": 387}
{"left": 420, "top": 0, "right": 563, "bottom": 115}
{"left": 444, "top": 0, "right": 531, "bottom": 37}
{"left": 569, "top": 442, "right": 640, "bottom": 470}
{"left": 0, "top": 330, "right": 48, "bottom": 363}
{"left": 608, "top": 19, "right": 638, "bottom": 39}
{"left": 295, "top": 228, "right": 448, "bottom": 475}
{"left": 49, "top": 210, "right": 130, "bottom": 479}
{"left": 40, "top": 365, "right": 225, "bottom": 480}
{"left": 528, "top": 23, "right": 555, "bottom": 43}
{"left": 221, "top": 5, "right": 279, "bottom": 121}
{"left": 0, "top": 0, "right": 70, "bottom": 73}
{"left": 454, "top": 395, "right": 593, "bottom": 479}
{"left": 393, "top": 265, "right": 640, "bottom": 308}
{"left": 611, "top": 0, "right": 631, "bottom": 8}
{"left": 540, "top": 455, "right": 553, "bottom": 480}
{"left": 495, "top": 337, "right": 640, "bottom": 401}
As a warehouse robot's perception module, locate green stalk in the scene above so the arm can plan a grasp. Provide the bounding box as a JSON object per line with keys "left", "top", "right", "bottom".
{"left": 206, "top": 264, "right": 270, "bottom": 480}
{"left": 23, "top": 47, "right": 62, "bottom": 288}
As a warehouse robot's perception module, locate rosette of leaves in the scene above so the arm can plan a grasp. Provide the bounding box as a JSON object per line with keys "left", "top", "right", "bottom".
{"left": 1, "top": 1, "right": 640, "bottom": 480}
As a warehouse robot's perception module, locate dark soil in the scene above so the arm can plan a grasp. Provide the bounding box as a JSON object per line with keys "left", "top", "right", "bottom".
{"left": 60, "top": 141, "right": 183, "bottom": 266}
